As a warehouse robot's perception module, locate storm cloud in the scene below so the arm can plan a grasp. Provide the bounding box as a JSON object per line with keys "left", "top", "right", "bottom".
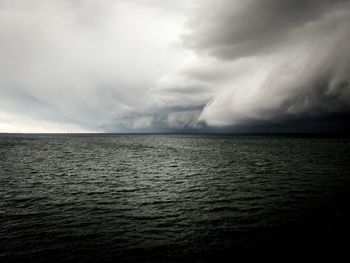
{"left": 182, "top": 0, "right": 350, "bottom": 131}
{"left": 1, "top": 0, "right": 350, "bottom": 132}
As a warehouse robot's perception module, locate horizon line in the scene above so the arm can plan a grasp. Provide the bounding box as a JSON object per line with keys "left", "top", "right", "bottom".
{"left": 1, "top": 132, "right": 349, "bottom": 136}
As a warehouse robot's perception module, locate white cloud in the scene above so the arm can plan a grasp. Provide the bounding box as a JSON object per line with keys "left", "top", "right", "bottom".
{"left": 0, "top": 0, "right": 190, "bottom": 132}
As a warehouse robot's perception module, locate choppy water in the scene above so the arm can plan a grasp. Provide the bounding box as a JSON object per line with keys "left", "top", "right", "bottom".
{"left": 1, "top": 134, "right": 350, "bottom": 262}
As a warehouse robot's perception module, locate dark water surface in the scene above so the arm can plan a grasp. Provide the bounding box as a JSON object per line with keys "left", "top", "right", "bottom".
{"left": 1, "top": 134, "right": 350, "bottom": 262}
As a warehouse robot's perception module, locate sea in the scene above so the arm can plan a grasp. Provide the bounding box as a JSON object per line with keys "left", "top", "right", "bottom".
{"left": 1, "top": 134, "right": 350, "bottom": 262}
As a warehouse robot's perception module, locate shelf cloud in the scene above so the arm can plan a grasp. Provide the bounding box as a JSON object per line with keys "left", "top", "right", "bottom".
{"left": 1, "top": 0, "right": 349, "bottom": 132}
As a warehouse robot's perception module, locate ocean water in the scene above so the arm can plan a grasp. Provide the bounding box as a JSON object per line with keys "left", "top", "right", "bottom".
{"left": 1, "top": 134, "right": 350, "bottom": 262}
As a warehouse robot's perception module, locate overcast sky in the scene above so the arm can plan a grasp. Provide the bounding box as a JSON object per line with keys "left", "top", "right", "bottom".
{"left": 1, "top": 0, "right": 350, "bottom": 133}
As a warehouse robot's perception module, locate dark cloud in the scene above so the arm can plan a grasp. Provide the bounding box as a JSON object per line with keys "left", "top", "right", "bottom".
{"left": 184, "top": 0, "right": 350, "bottom": 58}
{"left": 175, "top": 0, "right": 350, "bottom": 131}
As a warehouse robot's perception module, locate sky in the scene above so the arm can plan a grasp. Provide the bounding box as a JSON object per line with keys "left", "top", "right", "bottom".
{"left": 1, "top": 0, "right": 350, "bottom": 133}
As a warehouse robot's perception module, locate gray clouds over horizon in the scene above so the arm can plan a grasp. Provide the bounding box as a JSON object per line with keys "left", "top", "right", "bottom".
{"left": 185, "top": 0, "right": 350, "bottom": 129}
{"left": 1, "top": 0, "right": 350, "bottom": 132}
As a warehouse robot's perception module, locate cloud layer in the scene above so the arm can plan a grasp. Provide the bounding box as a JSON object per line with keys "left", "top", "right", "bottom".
{"left": 184, "top": 0, "right": 350, "bottom": 130}
{"left": 0, "top": 0, "right": 188, "bottom": 132}
{"left": 1, "top": 0, "right": 350, "bottom": 132}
